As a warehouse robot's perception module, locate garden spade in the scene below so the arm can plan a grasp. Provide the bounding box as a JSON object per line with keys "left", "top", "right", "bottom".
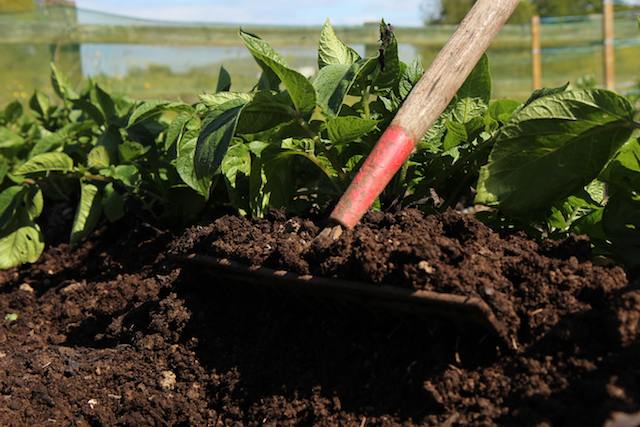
{"left": 185, "top": 0, "right": 522, "bottom": 349}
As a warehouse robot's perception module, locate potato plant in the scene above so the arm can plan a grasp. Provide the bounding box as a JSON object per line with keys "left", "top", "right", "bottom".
{"left": 0, "top": 20, "right": 639, "bottom": 272}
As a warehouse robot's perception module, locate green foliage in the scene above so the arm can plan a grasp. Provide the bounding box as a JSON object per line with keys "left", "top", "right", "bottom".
{"left": 1, "top": 18, "right": 640, "bottom": 276}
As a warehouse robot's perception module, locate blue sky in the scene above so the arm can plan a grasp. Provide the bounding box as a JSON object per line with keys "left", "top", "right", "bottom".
{"left": 75, "top": 0, "right": 427, "bottom": 26}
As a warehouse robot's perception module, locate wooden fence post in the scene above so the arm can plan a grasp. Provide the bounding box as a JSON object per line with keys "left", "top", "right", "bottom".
{"left": 603, "top": 0, "right": 616, "bottom": 90}
{"left": 531, "top": 15, "right": 542, "bottom": 90}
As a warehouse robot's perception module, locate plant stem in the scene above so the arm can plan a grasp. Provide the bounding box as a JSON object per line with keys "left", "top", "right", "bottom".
{"left": 362, "top": 85, "right": 371, "bottom": 119}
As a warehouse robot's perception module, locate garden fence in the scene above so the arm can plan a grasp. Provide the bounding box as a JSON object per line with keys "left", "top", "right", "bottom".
{"left": 0, "top": 5, "right": 638, "bottom": 105}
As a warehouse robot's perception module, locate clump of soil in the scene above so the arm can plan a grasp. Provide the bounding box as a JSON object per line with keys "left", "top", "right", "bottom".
{"left": 1, "top": 210, "right": 639, "bottom": 425}
{"left": 174, "top": 209, "right": 629, "bottom": 347}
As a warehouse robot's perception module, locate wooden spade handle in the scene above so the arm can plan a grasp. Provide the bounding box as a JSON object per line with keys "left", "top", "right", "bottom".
{"left": 330, "top": 0, "right": 521, "bottom": 229}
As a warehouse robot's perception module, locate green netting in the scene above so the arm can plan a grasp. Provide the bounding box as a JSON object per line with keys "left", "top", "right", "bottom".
{"left": 0, "top": 5, "right": 638, "bottom": 105}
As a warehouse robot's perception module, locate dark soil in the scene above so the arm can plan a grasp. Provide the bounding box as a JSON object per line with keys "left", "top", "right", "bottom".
{"left": 1, "top": 209, "right": 639, "bottom": 426}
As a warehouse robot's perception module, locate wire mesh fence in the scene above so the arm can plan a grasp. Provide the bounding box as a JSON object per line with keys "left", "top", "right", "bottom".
{"left": 0, "top": 5, "right": 638, "bottom": 105}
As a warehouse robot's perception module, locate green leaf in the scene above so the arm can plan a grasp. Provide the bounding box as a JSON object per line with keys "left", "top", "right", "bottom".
{"left": 476, "top": 90, "right": 636, "bottom": 214}
{"left": 25, "top": 186, "right": 44, "bottom": 220}
{"left": 373, "top": 21, "right": 400, "bottom": 90}
{"left": 326, "top": 116, "right": 378, "bottom": 145}
{"left": 398, "top": 58, "right": 424, "bottom": 100}
{"left": 221, "top": 143, "right": 251, "bottom": 213}
{"left": 314, "top": 63, "right": 360, "bottom": 116}
{"left": 29, "top": 132, "right": 65, "bottom": 157}
{"left": 0, "top": 186, "right": 23, "bottom": 229}
{"left": 0, "top": 128, "right": 25, "bottom": 149}
{"left": 118, "top": 141, "right": 149, "bottom": 163}
{"left": 14, "top": 152, "right": 74, "bottom": 175}
{"left": 488, "top": 99, "right": 521, "bottom": 124}
{"left": 236, "top": 91, "right": 295, "bottom": 134}
{"left": 547, "top": 186, "right": 603, "bottom": 233}
{"left": 522, "top": 83, "right": 569, "bottom": 108}
{"left": 600, "top": 138, "right": 640, "bottom": 193}
{"left": 101, "top": 183, "right": 125, "bottom": 222}
{"left": 50, "top": 63, "right": 78, "bottom": 101}
{"left": 0, "top": 221, "right": 44, "bottom": 269}
{"left": 0, "top": 157, "right": 7, "bottom": 184}
{"left": 199, "top": 92, "right": 253, "bottom": 108}
{"left": 4, "top": 101, "right": 23, "bottom": 123}
{"left": 240, "top": 30, "right": 316, "bottom": 115}
{"left": 318, "top": 19, "right": 360, "bottom": 69}
{"left": 88, "top": 145, "right": 111, "bottom": 169}
{"left": 177, "top": 137, "right": 213, "bottom": 197}
{"left": 70, "top": 182, "right": 102, "bottom": 245}
{"left": 91, "top": 83, "right": 117, "bottom": 125}
{"left": 165, "top": 111, "right": 194, "bottom": 151}
{"left": 194, "top": 99, "right": 247, "bottom": 178}
{"left": 127, "top": 100, "right": 186, "bottom": 128}
{"left": 450, "top": 97, "right": 487, "bottom": 124}
{"left": 457, "top": 54, "right": 491, "bottom": 104}
{"left": 216, "top": 65, "right": 232, "bottom": 92}
{"left": 110, "top": 164, "right": 141, "bottom": 187}
{"left": 29, "top": 91, "right": 50, "bottom": 118}
{"left": 443, "top": 120, "right": 468, "bottom": 151}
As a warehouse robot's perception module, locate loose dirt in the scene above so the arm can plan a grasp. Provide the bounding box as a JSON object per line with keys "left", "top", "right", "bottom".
{"left": 1, "top": 210, "right": 639, "bottom": 426}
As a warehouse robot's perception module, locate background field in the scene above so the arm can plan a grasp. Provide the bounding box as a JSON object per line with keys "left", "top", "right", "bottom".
{"left": 0, "top": 5, "right": 639, "bottom": 105}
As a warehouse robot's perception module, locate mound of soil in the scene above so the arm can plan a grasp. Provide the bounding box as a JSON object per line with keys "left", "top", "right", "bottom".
{"left": 1, "top": 210, "right": 639, "bottom": 425}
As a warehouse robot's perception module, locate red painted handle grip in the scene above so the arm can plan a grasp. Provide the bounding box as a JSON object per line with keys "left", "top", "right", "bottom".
{"left": 330, "top": 125, "right": 415, "bottom": 229}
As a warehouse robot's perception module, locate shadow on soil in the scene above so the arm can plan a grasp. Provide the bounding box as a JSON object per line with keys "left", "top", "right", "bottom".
{"left": 174, "top": 265, "right": 503, "bottom": 423}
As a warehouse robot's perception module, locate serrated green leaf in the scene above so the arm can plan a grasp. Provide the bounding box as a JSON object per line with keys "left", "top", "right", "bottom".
{"left": 326, "top": 116, "right": 378, "bottom": 145}
{"left": 240, "top": 30, "right": 316, "bottom": 115}
{"left": 476, "top": 90, "right": 636, "bottom": 214}
{"left": 194, "top": 99, "right": 247, "bottom": 178}
{"left": 14, "top": 152, "right": 74, "bottom": 175}
{"left": 216, "top": 65, "right": 232, "bottom": 92}
{"left": 318, "top": 19, "right": 361, "bottom": 69}
{"left": 70, "top": 182, "right": 102, "bottom": 245}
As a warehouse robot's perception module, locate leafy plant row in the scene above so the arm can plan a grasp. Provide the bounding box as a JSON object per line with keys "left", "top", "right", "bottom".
{"left": 0, "top": 20, "right": 639, "bottom": 272}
